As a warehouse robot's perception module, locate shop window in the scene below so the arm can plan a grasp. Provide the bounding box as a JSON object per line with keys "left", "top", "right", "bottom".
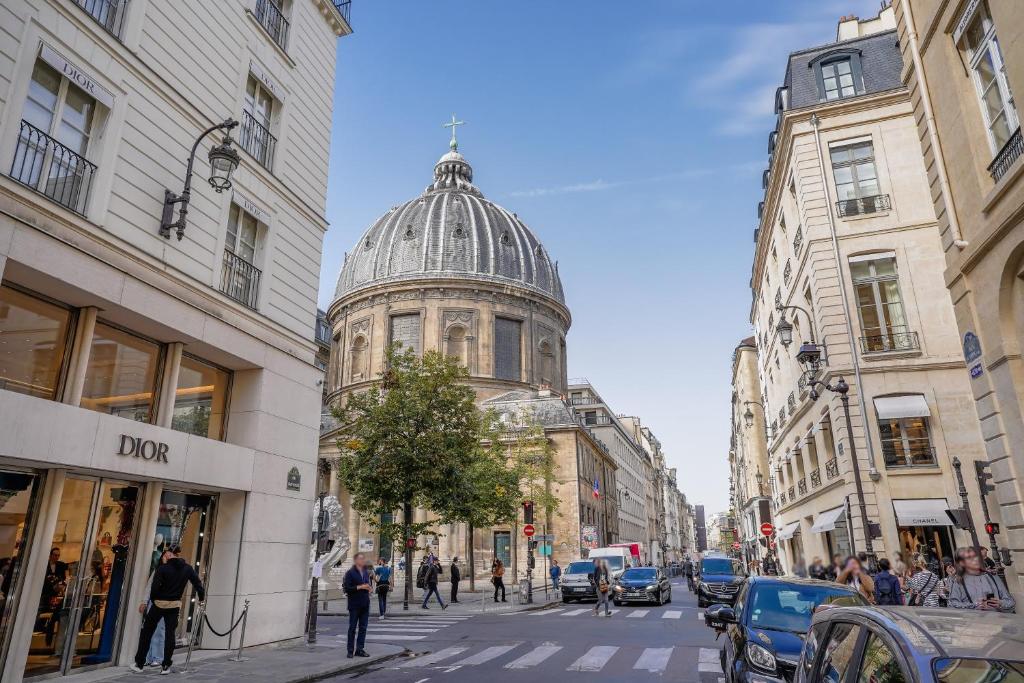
{"left": 0, "top": 470, "right": 42, "bottom": 664}
{"left": 879, "top": 415, "right": 935, "bottom": 467}
{"left": 0, "top": 284, "right": 73, "bottom": 400}
{"left": 80, "top": 323, "right": 161, "bottom": 422}
{"left": 172, "top": 354, "right": 231, "bottom": 440}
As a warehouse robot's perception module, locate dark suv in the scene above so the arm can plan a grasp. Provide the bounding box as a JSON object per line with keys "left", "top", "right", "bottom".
{"left": 697, "top": 556, "right": 747, "bottom": 608}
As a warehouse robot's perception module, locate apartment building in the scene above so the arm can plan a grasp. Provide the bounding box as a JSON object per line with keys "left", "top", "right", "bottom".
{"left": 730, "top": 337, "right": 772, "bottom": 567}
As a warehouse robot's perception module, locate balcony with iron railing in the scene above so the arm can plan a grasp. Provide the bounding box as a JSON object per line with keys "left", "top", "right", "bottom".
{"left": 825, "top": 458, "right": 839, "bottom": 480}
{"left": 797, "top": 479, "right": 807, "bottom": 496}
{"left": 254, "top": 0, "right": 290, "bottom": 51}
{"left": 787, "top": 486, "right": 795, "bottom": 500}
{"left": 836, "top": 193, "right": 891, "bottom": 218}
{"left": 73, "top": 0, "right": 129, "bottom": 39}
{"left": 583, "top": 415, "right": 614, "bottom": 427}
{"left": 860, "top": 326, "right": 920, "bottom": 354}
{"left": 10, "top": 120, "right": 96, "bottom": 215}
{"left": 989, "top": 128, "right": 1023, "bottom": 182}
{"left": 333, "top": 0, "right": 352, "bottom": 25}
{"left": 570, "top": 396, "right": 600, "bottom": 406}
{"left": 220, "top": 250, "right": 261, "bottom": 310}
{"left": 239, "top": 110, "right": 277, "bottom": 171}
{"left": 810, "top": 468, "right": 821, "bottom": 488}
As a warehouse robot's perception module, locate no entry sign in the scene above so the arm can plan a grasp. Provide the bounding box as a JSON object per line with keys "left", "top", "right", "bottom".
{"left": 523, "top": 524, "right": 536, "bottom": 537}
{"left": 760, "top": 522, "right": 774, "bottom": 537}
{"left": 732, "top": 542, "right": 741, "bottom": 550}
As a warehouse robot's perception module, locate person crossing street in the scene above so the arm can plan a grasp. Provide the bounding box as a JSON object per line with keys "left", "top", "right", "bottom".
{"left": 590, "top": 558, "right": 611, "bottom": 617}
{"left": 422, "top": 557, "right": 447, "bottom": 610}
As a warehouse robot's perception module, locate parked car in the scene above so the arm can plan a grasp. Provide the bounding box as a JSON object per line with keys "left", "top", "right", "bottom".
{"left": 560, "top": 560, "right": 599, "bottom": 602}
{"left": 796, "top": 606, "right": 1024, "bottom": 683}
{"left": 613, "top": 566, "right": 672, "bottom": 606}
{"left": 697, "top": 556, "right": 748, "bottom": 607}
{"left": 705, "top": 576, "right": 866, "bottom": 683}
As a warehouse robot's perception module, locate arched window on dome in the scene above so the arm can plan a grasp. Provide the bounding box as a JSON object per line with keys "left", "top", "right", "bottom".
{"left": 538, "top": 339, "right": 554, "bottom": 386}
{"left": 349, "top": 335, "right": 368, "bottom": 383}
{"left": 445, "top": 325, "right": 468, "bottom": 367}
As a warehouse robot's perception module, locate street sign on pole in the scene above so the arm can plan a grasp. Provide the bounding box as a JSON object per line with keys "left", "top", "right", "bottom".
{"left": 760, "top": 522, "right": 774, "bottom": 537}
{"left": 523, "top": 524, "right": 536, "bottom": 537}
{"left": 534, "top": 534, "right": 555, "bottom": 542}
{"left": 732, "top": 542, "right": 741, "bottom": 550}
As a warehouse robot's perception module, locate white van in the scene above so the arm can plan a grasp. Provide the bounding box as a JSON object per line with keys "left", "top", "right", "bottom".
{"left": 587, "top": 547, "right": 632, "bottom": 578}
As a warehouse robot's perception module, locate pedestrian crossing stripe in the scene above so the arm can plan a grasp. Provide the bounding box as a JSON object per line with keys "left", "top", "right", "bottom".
{"left": 626, "top": 610, "right": 648, "bottom": 618}
{"left": 561, "top": 608, "right": 589, "bottom": 616}
{"left": 503, "top": 644, "right": 562, "bottom": 669}
{"left": 364, "top": 633, "right": 426, "bottom": 640}
{"left": 567, "top": 646, "right": 619, "bottom": 672}
{"left": 662, "top": 610, "right": 683, "bottom": 619}
{"left": 450, "top": 644, "right": 520, "bottom": 666}
{"left": 370, "top": 627, "right": 439, "bottom": 633}
{"left": 397, "top": 646, "right": 470, "bottom": 668}
{"left": 634, "top": 647, "right": 673, "bottom": 673}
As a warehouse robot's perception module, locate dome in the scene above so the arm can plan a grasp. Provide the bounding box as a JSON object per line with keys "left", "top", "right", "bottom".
{"left": 333, "top": 146, "right": 565, "bottom": 305}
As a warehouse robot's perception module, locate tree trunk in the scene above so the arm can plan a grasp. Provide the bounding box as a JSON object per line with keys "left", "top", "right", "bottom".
{"left": 403, "top": 500, "right": 413, "bottom": 610}
{"left": 468, "top": 522, "right": 475, "bottom": 592}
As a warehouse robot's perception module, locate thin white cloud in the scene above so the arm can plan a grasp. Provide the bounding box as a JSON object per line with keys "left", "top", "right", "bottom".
{"left": 506, "top": 163, "right": 760, "bottom": 198}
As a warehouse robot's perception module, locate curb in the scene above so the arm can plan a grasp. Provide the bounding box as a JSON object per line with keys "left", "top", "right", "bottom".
{"left": 289, "top": 648, "right": 409, "bottom": 683}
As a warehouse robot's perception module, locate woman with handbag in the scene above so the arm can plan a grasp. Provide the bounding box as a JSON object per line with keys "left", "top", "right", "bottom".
{"left": 374, "top": 558, "right": 391, "bottom": 620}
{"left": 905, "top": 554, "right": 941, "bottom": 607}
{"left": 590, "top": 559, "right": 611, "bottom": 617}
{"left": 491, "top": 559, "right": 506, "bottom": 602}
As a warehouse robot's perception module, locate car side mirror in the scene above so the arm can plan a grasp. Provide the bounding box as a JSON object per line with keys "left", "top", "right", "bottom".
{"left": 717, "top": 607, "right": 737, "bottom": 623}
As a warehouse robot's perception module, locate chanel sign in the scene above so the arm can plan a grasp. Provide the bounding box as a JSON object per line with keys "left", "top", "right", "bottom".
{"left": 117, "top": 435, "right": 169, "bottom": 463}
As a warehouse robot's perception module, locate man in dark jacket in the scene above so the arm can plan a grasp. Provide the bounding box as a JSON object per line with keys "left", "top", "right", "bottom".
{"left": 343, "top": 553, "right": 372, "bottom": 658}
{"left": 422, "top": 558, "right": 446, "bottom": 609}
{"left": 873, "top": 558, "right": 903, "bottom": 606}
{"left": 131, "top": 545, "right": 204, "bottom": 674}
{"left": 450, "top": 557, "right": 461, "bottom": 604}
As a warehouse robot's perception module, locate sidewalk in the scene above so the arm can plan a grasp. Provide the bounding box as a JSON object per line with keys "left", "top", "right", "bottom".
{"left": 321, "top": 586, "right": 562, "bottom": 616}
{"left": 66, "top": 640, "right": 404, "bottom": 683}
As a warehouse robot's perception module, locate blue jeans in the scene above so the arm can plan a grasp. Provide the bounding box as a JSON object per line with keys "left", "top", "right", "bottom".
{"left": 422, "top": 584, "right": 445, "bottom": 608}
{"left": 551, "top": 576, "right": 560, "bottom": 591}
{"left": 146, "top": 602, "right": 165, "bottom": 664}
{"left": 347, "top": 605, "right": 369, "bottom": 654}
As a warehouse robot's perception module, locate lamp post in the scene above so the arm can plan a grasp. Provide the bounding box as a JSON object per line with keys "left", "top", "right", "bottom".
{"left": 160, "top": 119, "right": 240, "bottom": 240}
{"left": 755, "top": 469, "right": 764, "bottom": 497}
{"left": 776, "top": 304, "right": 827, "bottom": 373}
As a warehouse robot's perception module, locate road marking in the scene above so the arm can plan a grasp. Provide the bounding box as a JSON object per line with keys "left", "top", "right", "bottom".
{"left": 567, "top": 646, "right": 619, "bottom": 672}
{"left": 369, "top": 627, "right": 439, "bottom": 633}
{"left": 626, "top": 610, "right": 648, "bottom": 618}
{"left": 533, "top": 608, "right": 564, "bottom": 616}
{"left": 397, "top": 646, "right": 469, "bottom": 668}
{"left": 365, "top": 633, "right": 426, "bottom": 640}
{"left": 699, "top": 647, "right": 724, "bottom": 673}
{"left": 562, "top": 608, "right": 589, "bottom": 616}
{"left": 451, "top": 644, "right": 520, "bottom": 666}
{"left": 662, "top": 610, "right": 683, "bottom": 619}
{"left": 634, "top": 647, "right": 674, "bottom": 673}
{"left": 697, "top": 611, "right": 704, "bottom": 620}
{"left": 504, "top": 644, "right": 563, "bottom": 669}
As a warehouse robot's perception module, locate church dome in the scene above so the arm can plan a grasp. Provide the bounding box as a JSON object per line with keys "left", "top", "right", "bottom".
{"left": 333, "top": 144, "right": 565, "bottom": 305}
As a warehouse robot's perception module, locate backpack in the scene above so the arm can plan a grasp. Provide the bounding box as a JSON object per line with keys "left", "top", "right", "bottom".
{"left": 876, "top": 573, "right": 901, "bottom": 605}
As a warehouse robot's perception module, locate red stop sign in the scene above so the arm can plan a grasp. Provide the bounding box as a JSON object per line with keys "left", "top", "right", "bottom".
{"left": 760, "top": 523, "right": 774, "bottom": 537}
{"left": 523, "top": 524, "right": 536, "bottom": 537}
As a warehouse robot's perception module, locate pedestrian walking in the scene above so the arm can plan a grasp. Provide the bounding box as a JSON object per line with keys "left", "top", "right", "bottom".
{"left": 684, "top": 558, "right": 695, "bottom": 592}
{"left": 416, "top": 556, "right": 428, "bottom": 592}
{"left": 342, "top": 553, "right": 372, "bottom": 658}
{"left": 948, "top": 547, "right": 1015, "bottom": 612}
{"left": 792, "top": 558, "right": 808, "bottom": 578}
{"left": 491, "top": 559, "right": 506, "bottom": 602}
{"left": 549, "top": 559, "right": 561, "bottom": 592}
{"left": 449, "top": 557, "right": 461, "bottom": 604}
{"left": 836, "top": 555, "right": 875, "bottom": 604}
{"left": 905, "top": 554, "right": 941, "bottom": 607}
{"left": 873, "top": 558, "right": 903, "bottom": 605}
{"left": 421, "top": 557, "right": 446, "bottom": 610}
{"left": 590, "top": 558, "right": 611, "bottom": 617}
{"left": 828, "top": 554, "right": 844, "bottom": 581}
{"left": 809, "top": 557, "right": 829, "bottom": 581}
{"left": 138, "top": 547, "right": 170, "bottom": 668}
{"left": 373, "top": 557, "right": 391, "bottom": 620}
{"left": 130, "top": 545, "right": 205, "bottom": 675}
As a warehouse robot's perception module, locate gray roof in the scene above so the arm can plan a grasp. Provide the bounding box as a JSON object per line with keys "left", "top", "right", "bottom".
{"left": 783, "top": 30, "right": 902, "bottom": 109}
{"left": 334, "top": 147, "right": 565, "bottom": 305}
{"left": 482, "top": 390, "right": 579, "bottom": 428}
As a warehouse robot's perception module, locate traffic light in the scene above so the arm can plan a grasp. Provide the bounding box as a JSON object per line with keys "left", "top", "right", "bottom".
{"left": 976, "top": 461, "right": 995, "bottom": 495}
{"left": 985, "top": 522, "right": 1001, "bottom": 536}
{"left": 523, "top": 500, "right": 534, "bottom": 525}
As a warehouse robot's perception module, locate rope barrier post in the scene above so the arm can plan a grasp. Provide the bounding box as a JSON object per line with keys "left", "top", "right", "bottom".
{"left": 228, "top": 600, "right": 250, "bottom": 662}
{"left": 180, "top": 601, "right": 206, "bottom": 674}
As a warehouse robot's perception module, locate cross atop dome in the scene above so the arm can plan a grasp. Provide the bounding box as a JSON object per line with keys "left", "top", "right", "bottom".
{"left": 443, "top": 113, "right": 466, "bottom": 151}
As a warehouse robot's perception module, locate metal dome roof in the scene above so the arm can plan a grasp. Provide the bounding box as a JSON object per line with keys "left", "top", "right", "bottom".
{"left": 333, "top": 146, "right": 565, "bottom": 305}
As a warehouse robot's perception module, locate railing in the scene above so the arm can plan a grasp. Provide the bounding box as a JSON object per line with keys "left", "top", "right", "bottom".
{"left": 333, "top": 0, "right": 352, "bottom": 24}
{"left": 860, "top": 327, "right": 920, "bottom": 354}
{"left": 73, "top": 0, "right": 128, "bottom": 38}
{"left": 10, "top": 120, "right": 96, "bottom": 215}
{"left": 569, "top": 397, "right": 600, "bottom": 406}
{"left": 582, "top": 415, "right": 614, "bottom": 426}
{"left": 989, "top": 128, "right": 1023, "bottom": 182}
{"left": 836, "top": 193, "right": 891, "bottom": 217}
{"left": 810, "top": 468, "right": 821, "bottom": 488}
{"left": 315, "top": 310, "right": 331, "bottom": 348}
{"left": 787, "top": 486, "right": 795, "bottom": 500}
{"left": 239, "top": 110, "right": 277, "bottom": 171}
{"left": 798, "top": 479, "right": 807, "bottom": 496}
{"left": 825, "top": 458, "right": 839, "bottom": 480}
{"left": 883, "top": 444, "right": 937, "bottom": 468}
{"left": 220, "top": 250, "right": 261, "bottom": 310}
{"left": 254, "top": 0, "right": 289, "bottom": 50}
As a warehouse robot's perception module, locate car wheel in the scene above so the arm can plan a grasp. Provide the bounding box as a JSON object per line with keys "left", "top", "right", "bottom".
{"left": 562, "top": 597, "right": 572, "bottom": 603}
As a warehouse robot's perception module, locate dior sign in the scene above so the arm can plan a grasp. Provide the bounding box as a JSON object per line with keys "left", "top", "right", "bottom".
{"left": 39, "top": 45, "right": 115, "bottom": 108}
{"left": 117, "top": 435, "right": 170, "bottom": 463}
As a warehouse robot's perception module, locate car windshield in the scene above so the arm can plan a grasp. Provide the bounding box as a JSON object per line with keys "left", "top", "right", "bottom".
{"left": 934, "top": 658, "right": 1024, "bottom": 683}
{"left": 622, "top": 568, "right": 657, "bottom": 581}
{"left": 702, "top": 558, "right": 741, "bottom": 575}
{"left": 748, "top": 584, "right": 865, "bottom": 633}
{"left": 566, "top": 561, "right": 593, "bottom": 574}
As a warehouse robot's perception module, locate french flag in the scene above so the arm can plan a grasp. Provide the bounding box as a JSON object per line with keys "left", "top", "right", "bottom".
{"left": 593, "top": 477, "right": 600, "bottom": 499}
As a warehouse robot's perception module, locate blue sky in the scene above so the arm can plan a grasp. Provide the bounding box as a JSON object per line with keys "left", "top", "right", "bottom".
{"left": 319, "top": 0, "right": 885, "bottom": 516}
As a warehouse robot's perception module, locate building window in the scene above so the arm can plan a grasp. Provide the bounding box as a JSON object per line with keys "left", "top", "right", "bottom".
{"left": 831, "top": 141, "right": 889, "bottom": 217}
{"left": 80, "top": 323, "right": 162, "bottom": 423}
{"left": 172, "top": 355, "right": 231, "bottom": 440}
{"left": 11, "top": 60, "right": 99, "bottom": 214}
{"left": 961, "top": 1, "right": 1019, "bottom": 156}
{"left": 220, "top": 204, "right": 262, "bottom": 309}
{"left": 72, "top": 0, "right": 129, "bottom": 39}
{"left": 821, "top": 58, "right": 857, "bottom": 100}
{"left": 493, "top": 317, "right": 521, "bottom": 381}
{"left": 0, "top": 284, "right": 73, "bottom": 400}
{"left": 389, "top": 313, "right": 421, "bottom": 356}
{"left": 254, "top": 0, "right": 290, "bottom": 51}
{"left": 851, "top": 254, "right": 917, "bottom": 353}
{"left": 878, "top": 416, "right": 934, "bottom": 467}
{"left": 240, "top": 76, "right": 277, "bottom": 170}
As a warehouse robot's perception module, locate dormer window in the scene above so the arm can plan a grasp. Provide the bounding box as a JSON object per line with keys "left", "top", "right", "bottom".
{"left": 812, "top": 50, "right": 864, "bottom": 102}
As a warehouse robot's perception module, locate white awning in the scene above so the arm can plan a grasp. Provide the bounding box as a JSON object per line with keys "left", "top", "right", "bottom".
{"left": 893, "top": 499, "right": 953, "bottom": 526}
{"left": 874, "top": 395, "right": 931, "bottom": 421}
{"left": 776, "top": 521, "right": 801, "bottom": 540}
{"left": 811, "top": 506, "right": 846, "bottom": 533}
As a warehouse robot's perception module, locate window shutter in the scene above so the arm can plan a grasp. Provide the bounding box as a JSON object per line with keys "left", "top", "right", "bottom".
{"left": 389, "top": 313, "right": 421, "bottom": 355}
{"left": 494, "top": 317, "right": 522, "bottom": 381}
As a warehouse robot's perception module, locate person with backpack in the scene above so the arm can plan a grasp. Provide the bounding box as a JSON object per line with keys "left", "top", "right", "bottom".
{"left": 491, "top": 559, "right": 506, "bottom": 602}
{"left": 590, "top": 558, "right": 611, "bottom": 617}
{"left": 873, "top": 558, "right": 903, "bottom": 605}
{"left": 374, "top": 557, "right": 391, "bottom": 620}
{"left": 416, "top": 557, "right": 428, "bottom": 594}
{"left": 905, "top": 554, "right": 941, "bottom": 607}
{"left": 948, "top": 547, "right": 1015, "bottom": 612}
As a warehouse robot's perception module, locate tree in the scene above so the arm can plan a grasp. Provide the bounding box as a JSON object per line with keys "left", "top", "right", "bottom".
{"left": 334, "top": 345, "right": 485, "bottom": 608}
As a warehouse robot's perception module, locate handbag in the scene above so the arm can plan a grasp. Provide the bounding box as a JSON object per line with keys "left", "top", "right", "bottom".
{"left": 908, "top": 574, "right": 937, "bottom": 607}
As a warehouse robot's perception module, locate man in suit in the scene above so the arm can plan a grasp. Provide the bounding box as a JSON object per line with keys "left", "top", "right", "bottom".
{"left": 450, "top": 557, "right": 461, "bottom": 604}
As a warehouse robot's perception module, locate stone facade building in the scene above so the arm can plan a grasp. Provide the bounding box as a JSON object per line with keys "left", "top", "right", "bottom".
{"left": 893, "top": 0, "right": 1024, "bottom": 597}
{"left": 0, "top": 2, "right": 350, "bottom": 680}
{"left": 750, "top": 6, "right": 996, "bottom": 576}
{"left": 730, "top": 337, "right": 772, "bottom": 567}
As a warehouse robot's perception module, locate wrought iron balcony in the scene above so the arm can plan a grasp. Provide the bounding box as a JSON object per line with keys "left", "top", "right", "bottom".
{"left": 810, "top": 468, "right": 821, "bottom": 488}
{"left": 787, "top": 486, "right": 795, "bottom": 500}
{"left": 220, "top": 250, "right": 261, "bottom": 310}
{"left": 583, "top": 415, "right": 614, "bottom": 426}
{"left": 882, "top": 444, "right": 937, "bottom": 468}
{"left": 989, "top": 128, "right": 1023, "bottom": 182}
{"left": 333, "top": 0, "right": 352, "bottom": 24}
{"left": 860, "top": 326, "right": 920, "bottom": 354}
{"left": 255, "top": 0, "right": 289, "bottom": 50}
{"left": 239, "top": 110, "right": 277, "bottom": 171}
{"left": 798, "top": 479, "right": 807, "bottom": 496}
{"left": 836, "top": 193, "right": 891, "bottom": 217}
{"left": 10, "top": 120, "right": 96, "bottom": 215}
{"left": 825, "top": 458, "right": 839, "bottom": 480}
{"left": 73, "top": 0, "right": 129, "bottom": 38}
{"left": 570, "top": 396, "right": 600, "bottom": 406}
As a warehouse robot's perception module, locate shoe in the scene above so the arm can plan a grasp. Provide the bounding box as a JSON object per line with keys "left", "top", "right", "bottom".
{"left": 355, "top": 650, "right": 370, "bottom": 657}
{"left": 502, "top": 599, "right": 507, "bottom": 602}
{"left": 421, "top": 605, "right": 429, "bottom": 609}
{"left": 129, "top": 664, "right": 144, "bottom": 674}
{"left": 441, "top": 603, "right": 448, "bottom": 610}
{"left": 160, "top": 667, "right": 171, "bottom": 676}
{"left": 147, "top": 662, "right": 161, "bottom": 668}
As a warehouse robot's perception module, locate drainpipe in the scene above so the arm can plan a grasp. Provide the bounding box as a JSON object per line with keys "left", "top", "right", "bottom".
{"left": 808, "top": 113, "right": 880, "bottom": 479}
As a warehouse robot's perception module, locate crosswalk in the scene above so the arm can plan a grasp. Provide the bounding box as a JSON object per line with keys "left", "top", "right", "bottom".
{"left": 520, "top": 606, "right": 706, "bottom": 621}
{"left": 394, "top": 643, "right": 725, "bottom": 677}
{"left": 345, "top": 614, "right": 471, "bottom": 644}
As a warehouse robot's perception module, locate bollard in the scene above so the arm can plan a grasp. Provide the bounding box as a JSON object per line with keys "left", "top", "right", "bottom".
{"left": 180, "top": 601, "right": 207, "bottom": 674}
{"left": 228, "top": 600, "right": 250, "bottom": 662}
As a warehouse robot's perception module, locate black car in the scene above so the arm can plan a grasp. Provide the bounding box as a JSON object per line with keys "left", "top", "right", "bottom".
{"left": 613, "top": 567, "right": 672, "bottom": 606}
{"left": 697, "top": 556, "right": 748, "bottom": 608}
{"left": 705, "top": 576, "right": 866, "bottom": 683}
{"left": 796, "top": 606, "right": 1024, "bottom": 683}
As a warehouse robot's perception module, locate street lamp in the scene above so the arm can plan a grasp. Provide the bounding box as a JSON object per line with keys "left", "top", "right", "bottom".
{"left": 755, "top": 469, "right": 764, "bottom": 496}
{"left": 743, "top": 400, "right": 764, "bottom": 428}
{"left": 776, "top": 314, "right": 794, "bottom": 347}
{"left": 777, "top": 304, "right": 827, "bottom": 372}
{"left": 160, "top": 118, "right": 240, "bottom": 241}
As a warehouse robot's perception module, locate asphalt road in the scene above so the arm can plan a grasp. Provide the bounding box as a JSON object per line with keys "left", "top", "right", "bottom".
{"left": 320, "top": 578, "right": 726, "bottom": 682}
